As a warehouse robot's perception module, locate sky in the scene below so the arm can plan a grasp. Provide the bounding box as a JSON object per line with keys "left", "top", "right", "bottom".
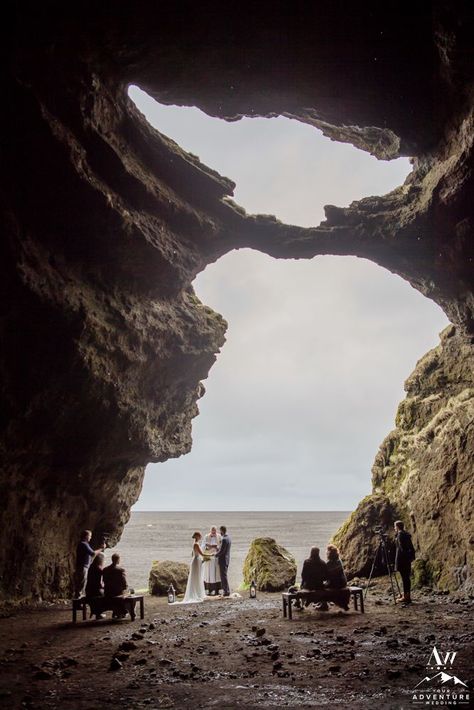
{"left": 129, "top": 86, "right": 449, "bottom": 511}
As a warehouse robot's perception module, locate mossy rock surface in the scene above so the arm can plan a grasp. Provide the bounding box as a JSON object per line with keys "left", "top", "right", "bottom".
{"left": 242, "top": 537, "right": 296, "bottom": 592}
{"left": 331, "top": 494, "right": 399, "bottom": 579}
{"left": 148, "top": 560, "right": 189, "bottom": 596}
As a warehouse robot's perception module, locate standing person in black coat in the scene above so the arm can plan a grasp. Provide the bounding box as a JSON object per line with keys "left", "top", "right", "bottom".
{"left": 216, "top": 526, "right": 231, "bottom": 597}
{"left": 394, "top": 520, "right": 416, "bottom": 604}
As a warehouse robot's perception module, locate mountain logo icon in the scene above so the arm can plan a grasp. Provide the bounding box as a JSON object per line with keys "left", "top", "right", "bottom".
{"left": 414, "top": 671, "right": 468, "bottom": 689}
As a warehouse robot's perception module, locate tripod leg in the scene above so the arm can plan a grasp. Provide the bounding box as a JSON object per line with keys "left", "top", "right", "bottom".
{"left": 394, "top": 571, "right": 402, "bottom": 597}
{"left": 382, "top": 542, "right": 397, "bottom": 604}
{"left": 364, "top": 542, "right": 381, "bottom": 599}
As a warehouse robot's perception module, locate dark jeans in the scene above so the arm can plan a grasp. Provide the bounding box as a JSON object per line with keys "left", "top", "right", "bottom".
{"left": 219, "top": 561, "right": 230, "bottom": 595}
{"left": 398, "top": 563, "right": 411, "bottom": 596}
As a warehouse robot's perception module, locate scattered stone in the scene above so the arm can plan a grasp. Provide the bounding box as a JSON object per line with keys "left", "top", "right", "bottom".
{"left": 58, "top": 657, "right": 78, "bottom": 668}
{"left": 387, "top": 669, "right": 402, "bottom": 679}
{"left": 33, "top": 669, "right": 53, "bottom": 680}
{"left": 109, "top": 657, "right": 123, "bottom": 671}
{"left": 159, "top": 658, "right": 173, "bottom": 667}
{"left": 329, "top": 665, "right": 341, "bottom": 673}
{"left": 132, "top": 632, "right": 145, "bottom": 640}
{"left": 119, "top": 641, "right": 139, "bottom": 652}
{"left": 255, "top": 628, "right": 266, "bottom": 637}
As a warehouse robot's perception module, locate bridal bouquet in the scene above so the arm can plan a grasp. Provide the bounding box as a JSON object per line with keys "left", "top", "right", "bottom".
{"left": 202, "top": 554, "right": 212, "bottom": 563}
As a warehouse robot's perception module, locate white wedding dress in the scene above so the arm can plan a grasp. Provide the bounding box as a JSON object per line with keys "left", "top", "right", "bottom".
{"left": 181, "top": 545, "right": 206, "bottom": 604}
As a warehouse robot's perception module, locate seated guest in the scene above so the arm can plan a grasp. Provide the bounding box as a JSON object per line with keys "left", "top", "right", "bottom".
{"left": 301, "top": 546, "right": 329, "bottom": 610}
{"left": 85, "top": 553, "right": 105, "bottom": 619}
{"left": 325, "top": 545, "right": 347, "bottom": 589}
{"left": 301, "top": 547, "right": 328, "bottom": 590}
{"left": 103, "top": 553, "right": 128, "bottom": 596}
{"left": 103, "top": 553, "right": 128, "bottom": 617}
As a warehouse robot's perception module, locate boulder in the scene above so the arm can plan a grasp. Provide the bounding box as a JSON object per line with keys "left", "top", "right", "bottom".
{"left": 243, "top": 538, "right": 296, "bottom": 592}
{"left": 331, "top": 494, "right": 399, "bottom": 579}
{"left": 148, "top": 560, "right": 189, "bottom": 596}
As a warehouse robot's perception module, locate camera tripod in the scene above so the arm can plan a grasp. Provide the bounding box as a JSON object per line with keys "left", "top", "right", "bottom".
{"left": 365, "top": 533, "right": 401, "bottom": 604}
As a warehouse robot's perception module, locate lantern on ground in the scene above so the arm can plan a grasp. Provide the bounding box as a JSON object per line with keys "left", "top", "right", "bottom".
{"left": 167, "top": 584, "right": 176, "bottom": 604}
{"left": 249, "top": 579, "right": 257, "bottom": 599}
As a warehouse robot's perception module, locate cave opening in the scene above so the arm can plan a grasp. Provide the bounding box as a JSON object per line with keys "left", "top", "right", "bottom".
{"left": 108, "top": 89, "right": 449, "bottom": 590}
{"left": 128, "top": 85, "right": 412, "bottom": 227}
{"left": 126, "top": 85, "right": 446, "bottom": 511}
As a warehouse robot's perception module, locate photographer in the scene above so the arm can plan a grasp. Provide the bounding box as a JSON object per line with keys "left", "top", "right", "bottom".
{"left": 394, "top": 520, "right": 416, "bottom": 604}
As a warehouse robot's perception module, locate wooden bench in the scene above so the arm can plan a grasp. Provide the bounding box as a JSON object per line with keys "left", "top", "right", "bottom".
{"left": 72, "top": 594, "right": 145, "bottom": 623}
{"left": 282, "top": 586, "right": 364, "bottom": 620}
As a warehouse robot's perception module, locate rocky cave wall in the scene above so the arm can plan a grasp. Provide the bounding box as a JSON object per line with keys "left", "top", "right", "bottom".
{"left": 1, "top": 3, "right": 473, "bottom": 599}
{"left": 333, "top": 325, "right": 474, "bottom": 590}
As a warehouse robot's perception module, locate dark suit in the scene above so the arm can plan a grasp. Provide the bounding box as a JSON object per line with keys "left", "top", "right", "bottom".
{"left": 395, "top": 530, "right": 415, "bottom": 596}
{"left": 85, "top": 564, "right": 104, "bottom": 598}
{"left": 216, "top": 533, "right": 231, "bottom": 595}
{"left": 103, "top": 564, "right": 128, "bottom": 597}
{"left": 301, "top": 557, "right": 328, "bottom": 591}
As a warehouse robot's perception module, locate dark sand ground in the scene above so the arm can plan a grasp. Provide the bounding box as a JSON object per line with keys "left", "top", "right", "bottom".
{"left": 0, "top": 581, "right": 472, "bottom": 709}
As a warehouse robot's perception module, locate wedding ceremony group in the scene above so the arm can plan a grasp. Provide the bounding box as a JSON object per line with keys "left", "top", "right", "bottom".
{"left": 74, "top": 521, "right": 416, "bottom": 619}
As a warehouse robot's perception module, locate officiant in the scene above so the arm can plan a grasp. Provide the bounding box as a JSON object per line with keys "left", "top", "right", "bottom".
{"left": 203, "top": 525, "right": 221, "bottom": 595}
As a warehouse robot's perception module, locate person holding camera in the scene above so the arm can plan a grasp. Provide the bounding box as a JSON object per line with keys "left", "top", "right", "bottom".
{"left": 74, "top": 529, "right": 105, "bottom": 598}
{"left": 394, "top": 520, "right": 416, "bottom": 604}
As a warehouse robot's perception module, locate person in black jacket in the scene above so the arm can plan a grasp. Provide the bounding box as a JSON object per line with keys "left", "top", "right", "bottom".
{"left": 85, "top": 552, "right": 105, "bottom": 619}
{"left": 216, "top": 526, "right": 232, "bottom": 597}
{"left": 103, "top": 553, "right": 129, "bottom": 617}
{"left": 394, "top": 520, "right": 416, "bottom": 604}
{"left": 301, "top": 547, "right": 328, "bottom": 591}
{"left": 325, "top": 545, "right": 347, "bottom": 589}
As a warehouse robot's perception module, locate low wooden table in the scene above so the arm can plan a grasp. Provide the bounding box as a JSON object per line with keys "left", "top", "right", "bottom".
{"left": 72, "top": 594, "right": 145, "bottom": 623}
{"left": 282, "top": 586, "right": 364, "bottom": 620}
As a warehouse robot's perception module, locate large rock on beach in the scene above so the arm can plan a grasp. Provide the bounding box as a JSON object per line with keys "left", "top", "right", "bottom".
{"left": 149, "top": 561, "right": 189, "bottom": 596}
{"left": 331, "top": 494, "right": 399, "bottom": 579}
{"left": 243, "top": 538, "right": 296, "bottom": 591}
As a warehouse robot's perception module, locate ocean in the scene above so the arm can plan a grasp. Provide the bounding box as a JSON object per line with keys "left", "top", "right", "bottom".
{"left": 109, "top": 511, "right": 349, "bottom": 592}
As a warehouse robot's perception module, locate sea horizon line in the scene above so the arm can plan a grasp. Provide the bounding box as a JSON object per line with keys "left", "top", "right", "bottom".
{"left": 130, "top": 509, "right": 352, "bottom": 513}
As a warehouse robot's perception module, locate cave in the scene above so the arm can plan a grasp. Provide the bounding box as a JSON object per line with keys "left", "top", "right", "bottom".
{"left": 1, "top": 3, "right": 473, "bottom": 604}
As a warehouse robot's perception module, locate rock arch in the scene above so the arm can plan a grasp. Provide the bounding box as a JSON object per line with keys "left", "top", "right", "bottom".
{"left": 1, "top": 3, "right": 472, "bottom": 599}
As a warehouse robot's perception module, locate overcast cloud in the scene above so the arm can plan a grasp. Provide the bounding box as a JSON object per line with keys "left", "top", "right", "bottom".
{"left": 129, "top": 86, "right": 449, "bottom": 511}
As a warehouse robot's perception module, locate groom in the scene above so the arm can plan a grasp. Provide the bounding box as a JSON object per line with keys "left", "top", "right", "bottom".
{"left": 216, "top": 525, "right": 231, "bottom": 597}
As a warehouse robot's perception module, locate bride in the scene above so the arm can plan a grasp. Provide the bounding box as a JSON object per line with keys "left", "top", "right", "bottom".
{"left": 181, "top": 531, "right": 208, "bottom": 604}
